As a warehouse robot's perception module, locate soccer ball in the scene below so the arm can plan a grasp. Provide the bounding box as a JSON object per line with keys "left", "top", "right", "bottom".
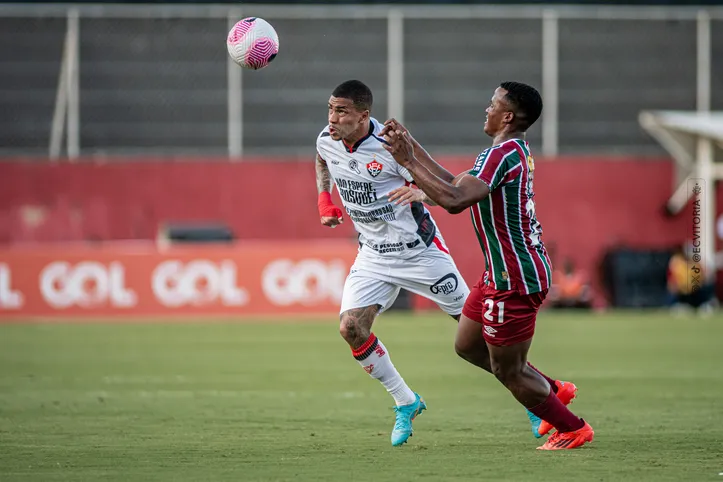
{"left": 226, "top": 17, "right": 279, "bottom": 70}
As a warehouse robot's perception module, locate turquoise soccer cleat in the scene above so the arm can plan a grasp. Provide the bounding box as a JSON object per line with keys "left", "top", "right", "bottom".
{"left": 526, "top": 409, "right": 544, "bottom": 438}
{"left": 391, "top": 393, "right": 427, "bottom": 446}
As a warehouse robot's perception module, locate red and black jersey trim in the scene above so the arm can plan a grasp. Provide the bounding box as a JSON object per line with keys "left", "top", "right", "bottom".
{"left": 342, "top": 122, "right": 375, "bottom": 153}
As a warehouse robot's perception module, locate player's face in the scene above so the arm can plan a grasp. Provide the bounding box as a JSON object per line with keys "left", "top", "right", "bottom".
{"left": 484, "top": 87, "right": 514, "bottom": 137}
{"left": 328, "top": 96, "right": 368, "bottom": 141}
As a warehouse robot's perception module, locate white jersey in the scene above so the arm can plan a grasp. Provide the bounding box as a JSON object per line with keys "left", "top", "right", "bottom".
{"left": 317, "top": 117, "right": 446, "bottom": 260}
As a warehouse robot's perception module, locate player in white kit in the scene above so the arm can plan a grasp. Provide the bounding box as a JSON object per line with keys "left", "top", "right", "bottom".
{"left": 315, "top": 80, "right": 469, "bottom": 446}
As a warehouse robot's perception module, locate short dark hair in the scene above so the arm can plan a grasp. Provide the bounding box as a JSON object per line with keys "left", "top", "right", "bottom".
{"left": 499, "top": 81, "right": 542, "bottom": 130}
{"left": 332, "top": 80, "right": 373, "bottom": 112}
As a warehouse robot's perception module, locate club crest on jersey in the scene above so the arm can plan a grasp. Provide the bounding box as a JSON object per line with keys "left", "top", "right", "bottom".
{"left": 349, "top": 159, "right": 361, "bottom": 174}
{"left": 366, "top": 161, "right": 383, "bottom": 177}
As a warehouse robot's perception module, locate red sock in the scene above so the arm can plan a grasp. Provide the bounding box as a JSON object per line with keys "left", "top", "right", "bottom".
{"left": 527, "top": 363, "right": 558, "bottom": 393}
{"left": 528, "top": 390, "right": 584, "bottom": 433}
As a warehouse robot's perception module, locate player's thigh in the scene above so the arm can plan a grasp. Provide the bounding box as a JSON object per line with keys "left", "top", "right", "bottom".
{"left": 465, "top": 283, "right": 546, "bottom": 347}
{"left": 463, "top": 281, "right": 534, "bottom": 376}
{"left": 455, "top": 313, "right": 489, "bottom": 354}
{"left": 340, "top": 268, "right": 401, "bottom": 316}
{"left": 391, "top": 248, "right": 470, "bottom": 316}
{"left": 457, "top": 279, "right": 489, "bottom": 351}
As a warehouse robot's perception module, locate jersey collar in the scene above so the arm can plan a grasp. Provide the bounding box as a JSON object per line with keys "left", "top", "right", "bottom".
{"left": 342, "top": 121, "right": 375, "bottom": 153}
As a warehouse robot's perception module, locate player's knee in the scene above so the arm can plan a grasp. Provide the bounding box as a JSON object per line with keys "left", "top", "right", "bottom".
{"left": 338, "top": 306, "right": 378, "bottom": 346}
{"left": 454, "top": 337, "right": 473, "bottom": 361}
{"left": 491, "top": 361, "right": 525, "bottom": 386}
{"left": 338, "top": 312, "right": 368, "bottom": 345}
{"left": 338, "top": 316, "right": 357, "bottom": 343}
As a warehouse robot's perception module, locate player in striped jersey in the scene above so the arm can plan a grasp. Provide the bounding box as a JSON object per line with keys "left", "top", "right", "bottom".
{"left": 382, "top": 82, "right": 593, "bottom": 450}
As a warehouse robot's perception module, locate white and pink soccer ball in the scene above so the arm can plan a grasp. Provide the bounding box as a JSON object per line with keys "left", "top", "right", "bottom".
{"left": 226, "top": 17, "right": 279, "bottom": 70}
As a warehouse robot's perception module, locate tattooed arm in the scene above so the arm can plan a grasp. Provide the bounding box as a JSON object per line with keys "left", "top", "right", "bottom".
{"left": 316, "top": 153, "right": 344, "bottom": 227}
{"left": 316, "top": 153, "right": 332, "bottom": 194}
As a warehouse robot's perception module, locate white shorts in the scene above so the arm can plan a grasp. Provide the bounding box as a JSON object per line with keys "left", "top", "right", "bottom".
{"left": 340, "top": 242, "right": 470, "bottom": 316}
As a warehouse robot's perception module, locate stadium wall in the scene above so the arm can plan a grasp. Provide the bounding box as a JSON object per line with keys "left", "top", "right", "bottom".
{"left": 0, "top": 158, "right": 700, "bottom": 310}
{"left": 0, "top": 241, "right": 357, "bottom": 318}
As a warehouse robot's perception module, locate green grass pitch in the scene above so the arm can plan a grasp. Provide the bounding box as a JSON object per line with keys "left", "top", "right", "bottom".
{"left": 1, "top": 310, "right": 722, "bottom": 481}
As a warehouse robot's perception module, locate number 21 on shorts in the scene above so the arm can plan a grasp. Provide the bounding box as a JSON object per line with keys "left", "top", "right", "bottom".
{"left": 484, "top": 299, "right": 505, "bottom": 323}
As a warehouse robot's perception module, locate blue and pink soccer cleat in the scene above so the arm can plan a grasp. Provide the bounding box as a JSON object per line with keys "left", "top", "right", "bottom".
{"left": 391, "top": 392, "right": 427, "bottom": 446}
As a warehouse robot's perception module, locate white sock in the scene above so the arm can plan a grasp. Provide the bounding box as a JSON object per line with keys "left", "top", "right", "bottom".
{"left": 352, "top": 333, "right": 416, "bottom": 406}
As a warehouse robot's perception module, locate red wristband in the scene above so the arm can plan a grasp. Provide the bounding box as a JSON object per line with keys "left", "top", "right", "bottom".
{"left": 318, "top": 192, "right": 343, "bottom": 220}
{"left": 318, "top": 192, "right": 333, "bottom": 208}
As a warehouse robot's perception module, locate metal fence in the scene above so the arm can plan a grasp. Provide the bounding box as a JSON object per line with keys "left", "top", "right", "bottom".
{"left": 1, "top": 4, "right": 722, "bottom": 159}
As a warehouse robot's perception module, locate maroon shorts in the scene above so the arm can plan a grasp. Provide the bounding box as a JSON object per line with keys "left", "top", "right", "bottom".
{"left": 462, "top": 277, "right": 548, "bottom": 346}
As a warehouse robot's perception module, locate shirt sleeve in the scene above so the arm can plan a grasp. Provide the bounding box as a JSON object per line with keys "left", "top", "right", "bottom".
{"left": 469, "top": 144, "right": 523, "bottom": 191}
{"left": 397, "top": 164, "right": 414, "bottom": 183}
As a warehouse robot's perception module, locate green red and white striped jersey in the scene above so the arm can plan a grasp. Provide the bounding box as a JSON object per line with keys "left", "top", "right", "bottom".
{"left": 468, "top": 139, "right": 553, "bottom": 294}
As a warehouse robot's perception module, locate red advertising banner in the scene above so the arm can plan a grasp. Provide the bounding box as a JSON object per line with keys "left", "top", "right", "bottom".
{"left": 0, "top": 241, "right": 359, "bottom": 318}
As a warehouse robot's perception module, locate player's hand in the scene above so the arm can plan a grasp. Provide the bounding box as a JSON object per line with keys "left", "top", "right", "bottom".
{"left": 320, "top": 215, "right": 343, "bottom": 228}
{"left": 382, "top": 127, "right": 415, "bottom": 167}
{"left": 318, "top": 192, "right": 344, "bottom": 228}
{"left": 388, "top": 185, "right": 426, "bottom": 206}
{"left": 381, "top": 118, "right": 411, "bottom": 138}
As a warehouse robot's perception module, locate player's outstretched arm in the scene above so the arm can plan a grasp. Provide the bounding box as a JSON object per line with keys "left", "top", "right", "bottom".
{"left": 403, "top": 162, "right": 489, "bottom": 214}
{"left": 383, "top": 129, "right": 489, "bottom": 214}
{"left": 381, "top": 119, "right": 455, "bottom": 184}
{"left": 388, "top": 185, "right": 438, "bottom": 206}
{"left": 316, "top": 154, "right": 344, "bottom": 228}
